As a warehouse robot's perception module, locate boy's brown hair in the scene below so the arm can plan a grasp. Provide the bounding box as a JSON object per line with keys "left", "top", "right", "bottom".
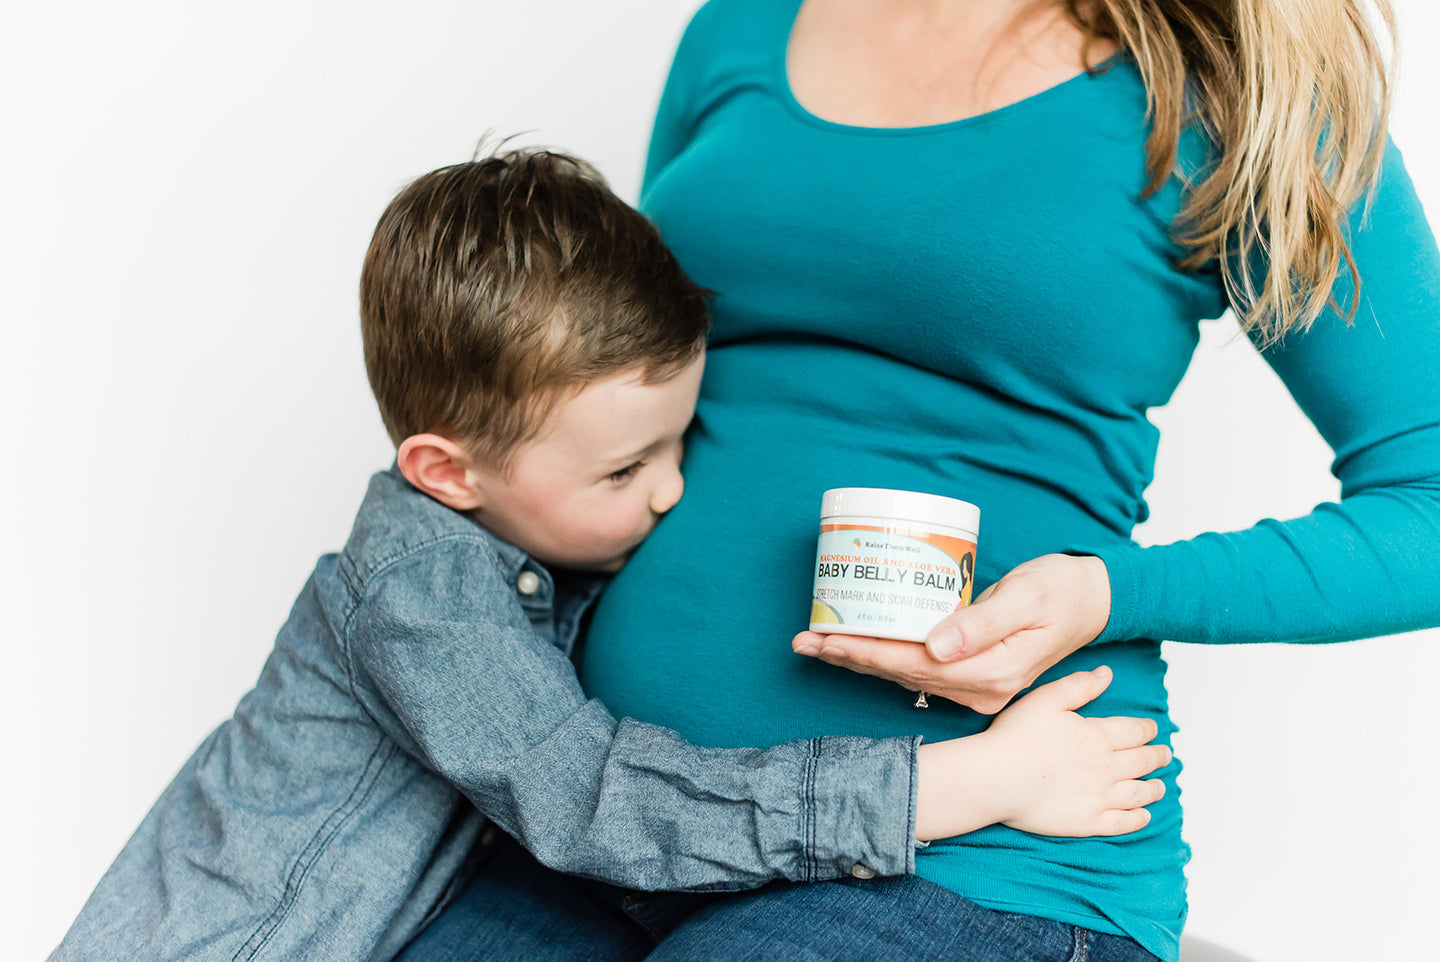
{"left": 360, "top": 147, "right": 710, "bottom": 470}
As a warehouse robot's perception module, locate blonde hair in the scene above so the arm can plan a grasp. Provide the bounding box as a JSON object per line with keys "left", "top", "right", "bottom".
{"left": 1061, "top": 0, "right": 1396, "bottom": 345}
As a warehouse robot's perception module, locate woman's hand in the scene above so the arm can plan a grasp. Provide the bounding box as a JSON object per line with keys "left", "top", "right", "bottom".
{"left": 793, "top": 553, "right": 1112, "bottom": 714}
{"left": 914, "top": 666, "right": 1169, "bottom": 840}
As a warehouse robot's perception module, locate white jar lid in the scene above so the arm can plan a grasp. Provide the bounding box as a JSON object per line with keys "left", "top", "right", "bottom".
{"left": 821, "top": 487, "right": 980, "bottom": 535}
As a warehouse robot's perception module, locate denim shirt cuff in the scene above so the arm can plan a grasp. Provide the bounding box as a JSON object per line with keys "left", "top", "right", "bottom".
{"left": 804, "top": 735, "right": 920, "bottom": 880}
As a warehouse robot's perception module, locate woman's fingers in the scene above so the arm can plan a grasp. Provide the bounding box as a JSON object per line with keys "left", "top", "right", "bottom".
{"left": 818, "top": 634, "right": 932, "bottom": 678}
{"left": 796, "top": 554, "right": 1115, "bottom": 715}
{"left": 793, "top": 631, "right": 1098, "bottom": 715}
{"left": 791, "top": 631, "right": 829, "bottom": 656}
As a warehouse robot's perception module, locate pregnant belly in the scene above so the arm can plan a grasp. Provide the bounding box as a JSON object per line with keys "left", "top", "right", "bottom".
{"left": 576, "top": 408, "right": 1166, "bottom": 750}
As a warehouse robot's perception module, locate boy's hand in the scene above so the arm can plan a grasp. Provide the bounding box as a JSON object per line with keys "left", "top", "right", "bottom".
{"left": 914, "top": 667, "right": 1169, "bottom": 840}
{"left": 794, "top": 554, "right": 1111, "bottom": 714}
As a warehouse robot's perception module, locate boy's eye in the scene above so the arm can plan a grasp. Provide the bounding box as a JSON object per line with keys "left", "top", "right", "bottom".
{"left": 608, "top": 461, "right": 647, "bottom": 483}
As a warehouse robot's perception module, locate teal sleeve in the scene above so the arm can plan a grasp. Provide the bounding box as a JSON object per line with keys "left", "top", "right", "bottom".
{"left": 1094, "top": 139, "right": 1440, "bottom": 645}
{"left": 642, "top": 2, "right": 721, "bottom": 197}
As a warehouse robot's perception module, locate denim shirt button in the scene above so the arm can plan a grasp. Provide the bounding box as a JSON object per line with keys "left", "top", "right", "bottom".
{"left": 516, "top": 571, "right": 542, "bottom": 595}
{"left": 850, "top": 863, "right": 875, "bottom": 879}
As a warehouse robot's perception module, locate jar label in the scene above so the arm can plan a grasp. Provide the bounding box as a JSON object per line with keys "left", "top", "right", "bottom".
{"left": 810, "top": 524, "right": 976, "bottom": 642}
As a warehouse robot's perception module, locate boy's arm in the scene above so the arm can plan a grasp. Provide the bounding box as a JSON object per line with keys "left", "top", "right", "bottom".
{"left": 346, "top": 537, "right": 918, "bottom": 891}
{"left": 919, "top": 666, "right": 1168, "bottom": 839}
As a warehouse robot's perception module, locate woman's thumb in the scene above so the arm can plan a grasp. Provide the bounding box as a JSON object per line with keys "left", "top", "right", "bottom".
{"left": 925, "top": 589, "right": 1033, "bottom": 662}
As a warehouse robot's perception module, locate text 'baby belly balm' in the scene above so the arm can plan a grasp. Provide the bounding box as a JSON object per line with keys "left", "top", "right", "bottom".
{"left": 810, "top": 487, "right": 979, "bottom": 642}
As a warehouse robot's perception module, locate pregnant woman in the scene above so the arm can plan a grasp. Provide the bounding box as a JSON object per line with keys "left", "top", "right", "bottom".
{"left": 411, "top": 1, "right": 1440, "bottom": 960}
{"left": 584, "top": 0, "right": 1439, "bottom": 957}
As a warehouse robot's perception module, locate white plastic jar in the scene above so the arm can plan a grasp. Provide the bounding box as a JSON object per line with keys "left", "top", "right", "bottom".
{"left": 809, "top": 487, "right": 980, "bottom": 643}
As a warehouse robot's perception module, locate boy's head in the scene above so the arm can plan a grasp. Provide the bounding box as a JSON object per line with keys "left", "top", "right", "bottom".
{"left": 360, "top": 147, "right": 709, "bottom": 570}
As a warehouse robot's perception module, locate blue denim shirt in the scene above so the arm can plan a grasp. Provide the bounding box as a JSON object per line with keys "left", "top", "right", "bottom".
{"left": 54, "top": 466, "right": 919, "bottom": 961}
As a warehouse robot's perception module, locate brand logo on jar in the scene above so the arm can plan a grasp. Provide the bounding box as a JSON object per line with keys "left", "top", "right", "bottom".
{"left": 862, "top": 539, "right": 922, "bottom": 555}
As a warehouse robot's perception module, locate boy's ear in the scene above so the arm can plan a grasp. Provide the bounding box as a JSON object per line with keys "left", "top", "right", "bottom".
{"left": 396, "top": 434, "right": 484, "bottom": 511}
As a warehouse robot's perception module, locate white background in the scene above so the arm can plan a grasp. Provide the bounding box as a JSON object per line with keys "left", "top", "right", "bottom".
{"left": 2, "top": 2, "right": 1436, "bottom": 959}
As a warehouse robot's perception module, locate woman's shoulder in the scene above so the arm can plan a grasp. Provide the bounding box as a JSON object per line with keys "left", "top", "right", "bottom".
{"left": 653, "top": 0, "right": 795, "bottom": 135}
{"left": 674, "top": 0, "right": 796, "bottom": 65}
{"left": 686, "top": 0, "right": 796, "bottom": 32}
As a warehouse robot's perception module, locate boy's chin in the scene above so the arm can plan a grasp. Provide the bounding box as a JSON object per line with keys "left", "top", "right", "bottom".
{"left": 588, "top": 551, "right": 633, "bottom": 573}
{"left": 547, "top": 548, "right": 634, "bottom": 574}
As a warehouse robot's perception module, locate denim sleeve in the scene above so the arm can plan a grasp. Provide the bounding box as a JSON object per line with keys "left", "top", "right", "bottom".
{"left": 344, "top": 535, "right": 918, "bottom": 891}
{"left": 1093, "top": 139, "right": 1440, "bottom": 645}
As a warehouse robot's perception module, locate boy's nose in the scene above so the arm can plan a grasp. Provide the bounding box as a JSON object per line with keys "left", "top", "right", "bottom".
{"left": 649, "top": 465, "right": 685, "bottom": 515}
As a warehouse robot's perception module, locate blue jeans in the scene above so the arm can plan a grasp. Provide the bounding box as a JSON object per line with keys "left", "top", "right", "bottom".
{"left": 399, "top": 837, "right": 1158, "bottom": 962}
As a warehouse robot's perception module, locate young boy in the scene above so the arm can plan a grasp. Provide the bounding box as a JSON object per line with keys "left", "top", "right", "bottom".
{"left": 53, "top": 149, "right": 1168, "bottom": 960}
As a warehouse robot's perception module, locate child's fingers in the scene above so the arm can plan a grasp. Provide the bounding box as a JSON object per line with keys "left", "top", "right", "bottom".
{"left": 1092, "top": 714, "right": 1159, "bottom": 749}
{"left": 1094, "top": 806, "right": 1153, "bottom": 837}
{"left": 1020, "top": 666, "right": 1112, "bottom": 712}
{"left": 1107, "top": 777, "right": 1166, "bottom": 812}
{"left": 1113, "top": 744, "right": 1173, "bottom": 780}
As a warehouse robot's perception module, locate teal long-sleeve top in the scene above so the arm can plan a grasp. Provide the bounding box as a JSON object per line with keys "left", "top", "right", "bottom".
{"left": 578, "top": 2, "right": 1440, "bottom": 958}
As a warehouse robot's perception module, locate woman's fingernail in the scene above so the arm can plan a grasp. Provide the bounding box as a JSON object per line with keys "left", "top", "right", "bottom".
{"left": 820, "top": 646, "right": 849, "bottom": 660}
{"left": 930, "top": 626, "right": 963, "bottom": 660}
{"left": 794, "top": 644, "right": 820, "bottom": 656}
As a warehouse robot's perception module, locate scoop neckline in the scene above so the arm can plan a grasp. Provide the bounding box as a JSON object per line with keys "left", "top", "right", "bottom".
{"left": 774, "top": 0, "right": 1125, "bottom": 137}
